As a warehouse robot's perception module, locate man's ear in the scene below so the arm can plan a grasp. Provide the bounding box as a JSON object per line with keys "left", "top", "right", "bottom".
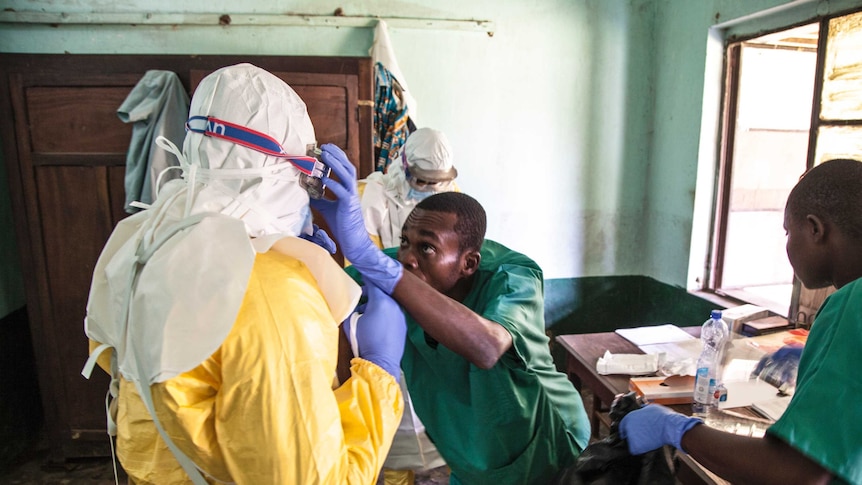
{"left": 807, "top": 214, "right": 828, "bottom": 243}
{"left": 461, "top": 250, "right": 481, "bottom": 277}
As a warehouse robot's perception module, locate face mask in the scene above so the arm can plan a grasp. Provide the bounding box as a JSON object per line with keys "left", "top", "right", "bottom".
{"left": 298, "top": 205, "right": 314, "bottom": 236}
{"left": 407, "top": 187, "right": 435, "bottom": 202}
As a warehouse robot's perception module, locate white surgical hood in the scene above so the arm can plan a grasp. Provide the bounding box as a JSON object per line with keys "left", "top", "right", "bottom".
{"left": 181, "top": 63, "right": 316, "bottom": 238}
{"left": 85, "top": 63, "right": 323, "bottom": 385}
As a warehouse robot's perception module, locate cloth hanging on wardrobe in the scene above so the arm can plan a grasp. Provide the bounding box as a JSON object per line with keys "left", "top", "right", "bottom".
{"left": 373, "top": 64, "right": 412, "bottom": 173}
{"left": 370, "top": 20, "right": 416, "bottom": 173}
{"left": 117, "top": 70, "right": 190, "bottom": 213}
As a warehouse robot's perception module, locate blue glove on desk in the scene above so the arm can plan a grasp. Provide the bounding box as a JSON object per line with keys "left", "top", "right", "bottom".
{"left": 619, "top": 404, "right": 702, "bottom": 455}
{"left": 752, "top": 344, "right": 803, "bottom": 391}
{"left": 342, "top": 283, "right": 407, "bottom": 381}
{"left": 299, "top": 224, "right": 336, "bottom": 254}
{"left": 310, "top": 144, "right": 403, "bottom": 294}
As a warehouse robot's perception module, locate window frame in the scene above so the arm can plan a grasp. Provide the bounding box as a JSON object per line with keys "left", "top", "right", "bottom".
{"left": 707, "top": 10, "right": 862, "bottom": 319}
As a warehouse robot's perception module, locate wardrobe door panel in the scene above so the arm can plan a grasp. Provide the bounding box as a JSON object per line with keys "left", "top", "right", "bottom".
{"left": 27, "top": 87, "right": 132, "bottom": 153}
{"left": 35, "top": 165, "right": 114, "bottom": 434}
{"left": 1, "top": 54, "right": 372, "bottom": 460}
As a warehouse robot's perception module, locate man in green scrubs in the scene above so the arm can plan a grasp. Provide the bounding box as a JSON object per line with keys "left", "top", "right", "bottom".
{"left": 315, "top": 149, "right": 591, "bottom": 485}
{"left": 391, "top": 192, "right": 591, "bottom": 485}
{"left": 619, "top": 158, "right": 862, "bottom": 485}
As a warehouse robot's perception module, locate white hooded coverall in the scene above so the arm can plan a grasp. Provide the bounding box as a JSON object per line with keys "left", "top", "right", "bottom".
{"left": 84, "top": 63, "right": 403, "bottom": 485}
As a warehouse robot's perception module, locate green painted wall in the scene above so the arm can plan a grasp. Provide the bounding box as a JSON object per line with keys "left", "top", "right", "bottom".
{"left": 544, "top": 275, "right": 720, "bottom": 372}
{"left": 3, "top": 0, "right": 862, "bottom": 320}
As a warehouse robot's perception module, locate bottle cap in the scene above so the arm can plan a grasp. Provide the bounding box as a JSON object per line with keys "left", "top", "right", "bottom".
{"left": 710, "top": 309, "right": 722, "bottom": 320}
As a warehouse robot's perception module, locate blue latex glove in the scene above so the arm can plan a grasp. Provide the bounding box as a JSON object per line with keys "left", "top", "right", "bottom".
{"left": 619, "top": 404, "right": 702, "bottom": 455}
{"left": 752, "top": 344, "right": 803, "bottom": 391}
{"left": 299, "top": 224, "right": 336, "bottom": 254}
{"left": 342, "top": 283, "right": 407, "bottom": 381}
{"left": 310, "top": 144, "right": 403, "bottom": 294}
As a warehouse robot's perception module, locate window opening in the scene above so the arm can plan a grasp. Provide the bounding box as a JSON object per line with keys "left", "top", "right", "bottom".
{"left": 712, "top": 23, "right": 819, "bottom": 315}
{"left": 710, "top": 10, "right": 862, "bottom": 318}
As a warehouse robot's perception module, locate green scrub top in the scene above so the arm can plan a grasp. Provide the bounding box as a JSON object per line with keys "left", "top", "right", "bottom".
{"left": 767, "top": 277, "right": 862, "bottom": 485}
{"left": 372, "top": 240, "right": 590, "bottom": 485}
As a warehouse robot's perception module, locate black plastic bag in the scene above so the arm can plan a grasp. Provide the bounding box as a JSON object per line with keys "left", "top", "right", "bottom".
{"left": 555, "top": 392, "right": 676, "bottom": 485}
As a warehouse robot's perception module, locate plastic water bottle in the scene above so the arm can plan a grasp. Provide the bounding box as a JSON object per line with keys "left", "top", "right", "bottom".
{"left": 692, "top": 309, "right": 729, "bottom": 416}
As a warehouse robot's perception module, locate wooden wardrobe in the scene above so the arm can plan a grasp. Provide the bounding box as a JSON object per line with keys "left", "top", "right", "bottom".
{"left": 0, "top": 54, "right": 373, "bottom": 460}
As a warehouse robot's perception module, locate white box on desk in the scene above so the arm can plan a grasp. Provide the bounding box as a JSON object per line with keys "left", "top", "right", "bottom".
{"left": 721, "top": 304, "right": 769, "bottom": 333}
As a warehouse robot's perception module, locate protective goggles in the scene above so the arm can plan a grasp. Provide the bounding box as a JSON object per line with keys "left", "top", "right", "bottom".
{"left": 186, "top": 115, "right": 329, "bottom": 198}
{"left": 400, "top": 150, "right": 454, "bottom": 192}
{"left": 404, "top": 167, "right": 453, "bottom": 192}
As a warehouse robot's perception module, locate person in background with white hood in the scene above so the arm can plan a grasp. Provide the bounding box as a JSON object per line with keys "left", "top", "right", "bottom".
{"left": 82, "top": 63, "right": 405, "bottom": 485}
{"left": 356, "top": 127, "right": 458, "bottom": 485}
{"left": 359, "top": 127, "right": 459, "bottom": 250}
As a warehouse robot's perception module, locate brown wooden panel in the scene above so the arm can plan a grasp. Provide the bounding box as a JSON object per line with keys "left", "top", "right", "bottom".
{"left": 294, "top": 85, "right": 349, "bottom": 145}
{"left": 26, "top": 87, "right": 133, "bottom": 154}
{"left": 30, "top": 153, "right": 127, "bottom": 167}
{"left": 7, "top": 73, "right": 63, "bottom": 454}
{"left": 109, "top": 165, "right": 129, "bottom": 224}
{"left": 35, "top": 165, "right": 115, "bottom": 432}
{"left": 357, "top": 58, "right": 374, "bottom": 178}
{"left": 272, "top": 72, "right": 359, "bottom": 169}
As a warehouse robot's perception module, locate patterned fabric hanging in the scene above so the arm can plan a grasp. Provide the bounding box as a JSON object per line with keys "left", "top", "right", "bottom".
{"left": 373, "top": 62, "right": 412, "bottom": 173}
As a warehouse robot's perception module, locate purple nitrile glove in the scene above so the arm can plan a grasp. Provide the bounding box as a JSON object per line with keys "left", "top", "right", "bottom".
{"left": 619, "top": 403, "right": 702, "bottom": 455}
{"left": 309, "top": 144, "right": 402, "bottom": 294}
{"left": 342, "top": 283, "right": 407, "bottom": 381}
{"left": 299, "top": 224, "right": 336, "bottom": 254}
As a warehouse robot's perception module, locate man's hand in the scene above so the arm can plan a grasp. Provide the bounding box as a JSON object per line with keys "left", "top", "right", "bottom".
{"left": 343, "top": 283, "right": 407, "bottom": 381}
{"left": 310, "top": 144, "right": 402, "bottom": 294}
{"left": 299, "top": 224, "right": 336, "bottom": 254}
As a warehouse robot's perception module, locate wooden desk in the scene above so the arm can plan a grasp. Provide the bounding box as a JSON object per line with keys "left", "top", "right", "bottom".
{"left": 556, "top": 329, "right": 734, "bottom": 485}
{"left": 556, "top": 328, "right": 701, "bottom": 438}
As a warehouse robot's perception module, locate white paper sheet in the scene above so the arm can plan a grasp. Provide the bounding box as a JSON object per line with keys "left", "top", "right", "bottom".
{"left": 718, "top": 379, "right": 783, "bottom": 410}
{"left": 615, "top": 324, "right": 696, "bottom": 346}
{"left": 751, "top": 396, "right": 792, "bottom": 421}
{"left": 638, "top": 339, "right": 702, "bottom": 361}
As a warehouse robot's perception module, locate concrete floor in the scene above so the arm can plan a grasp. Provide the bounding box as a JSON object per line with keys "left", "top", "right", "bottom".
{"left": 0, "top": 443, "right": 123, "bottom": 485}
{"left": 0, "top": 389, "right": 599, "bottom": 485}
{"left": 0, "top": 436, "right": 450, "bottom": 485}
{"left": 0, "top": 388, "right": 603, "bottom": 485}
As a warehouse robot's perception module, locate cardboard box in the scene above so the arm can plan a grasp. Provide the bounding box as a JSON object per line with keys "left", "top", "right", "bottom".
{"left": 629, "top": 375, "right": 695, "bottom": 405}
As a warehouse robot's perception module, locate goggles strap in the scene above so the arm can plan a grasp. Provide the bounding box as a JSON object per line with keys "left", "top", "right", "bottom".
{"left": 186, "top": 116, "right": 318, "bottom": 174}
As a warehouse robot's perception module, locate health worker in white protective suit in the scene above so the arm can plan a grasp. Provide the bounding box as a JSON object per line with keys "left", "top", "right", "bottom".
{"left": 81, "top": 63, "right": 406, "bottom": 485}
{"left": 360, "top": 127, "right": 460, "bottom": 250}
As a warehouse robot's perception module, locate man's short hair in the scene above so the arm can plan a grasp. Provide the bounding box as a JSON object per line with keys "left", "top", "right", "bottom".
{"left": 787, "top": 158, "right": 862, "bottom": 241}
{"left": 416, "top": 192, "right": 486, "bottom": 253}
